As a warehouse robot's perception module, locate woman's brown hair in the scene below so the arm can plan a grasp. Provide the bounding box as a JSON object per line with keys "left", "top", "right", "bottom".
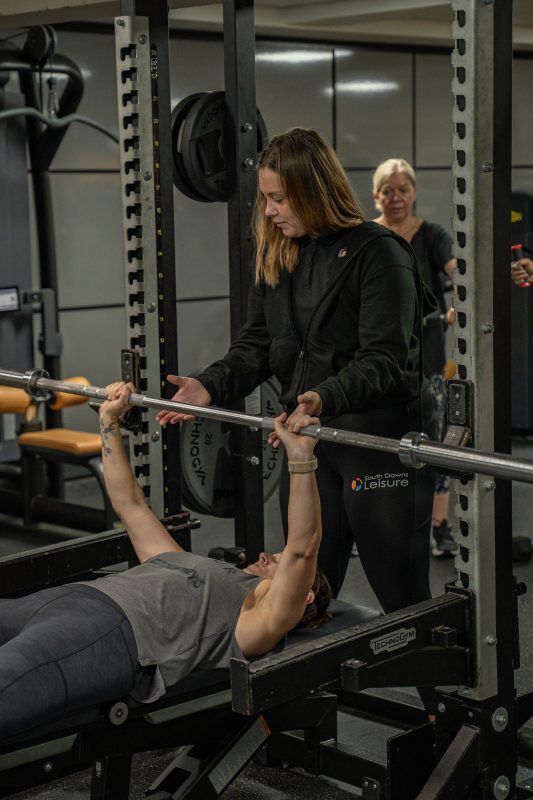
{"left": 253, "top": 128, "right": 365, "bottom": 287}
{"left": 297, "top": 565, "right": 333, "bottom": 630}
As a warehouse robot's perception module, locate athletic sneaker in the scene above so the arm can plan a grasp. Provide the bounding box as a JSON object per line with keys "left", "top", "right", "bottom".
{"left": 432, "top": 520, "right": 458, "bottom": 557}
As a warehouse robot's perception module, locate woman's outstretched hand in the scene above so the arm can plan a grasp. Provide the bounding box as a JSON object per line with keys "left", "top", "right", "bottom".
{"left": 155, "top": 375, "right": 212, "bottom": 425}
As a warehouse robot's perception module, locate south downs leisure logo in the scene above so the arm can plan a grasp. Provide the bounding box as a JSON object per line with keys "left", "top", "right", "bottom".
{"left": 351, "top": 472, "right": 409, "bottom": 493}
{"left": 370, "top": 627, "right": 416, "bottom": 655}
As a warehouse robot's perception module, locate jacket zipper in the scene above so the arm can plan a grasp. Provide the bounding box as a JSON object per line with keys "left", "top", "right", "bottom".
{"left": 292, "top": 239, "right": 322, "bottom": 397}
{"left": 290, "top": 230, "right": 375, "bottom": 397}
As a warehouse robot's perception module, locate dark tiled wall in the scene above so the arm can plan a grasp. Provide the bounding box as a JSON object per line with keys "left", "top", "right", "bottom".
{"left": 10, "top": 31, "right": 531, "bottom": 429}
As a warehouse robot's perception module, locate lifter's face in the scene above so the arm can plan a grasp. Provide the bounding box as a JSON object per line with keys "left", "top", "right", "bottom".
{"left": 244, "top": 551, "right": 283, "bottom": 579}
{"left": 259, "top": 168, "right": 307, "bottom": 239}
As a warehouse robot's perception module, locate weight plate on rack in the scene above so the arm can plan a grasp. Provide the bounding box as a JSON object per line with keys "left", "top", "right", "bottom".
{"left": 170, "top": 92, "right": 210, "bottom": 202}
{"left": 181, "top": 90, "right": 228, "bottom": 202}
{"left": 178, "top": 90, "right": 269, "bottom": 203}
{"left": 180, "top": 379, "right": 283, "bottom": 517}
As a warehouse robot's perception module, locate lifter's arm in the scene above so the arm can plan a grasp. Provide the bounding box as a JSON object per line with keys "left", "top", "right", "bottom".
{"left": 99, "top": 382, "right": 183, "bottom": 562}
{"left": 245, "top": 414, "right": 322, "bottom": 651}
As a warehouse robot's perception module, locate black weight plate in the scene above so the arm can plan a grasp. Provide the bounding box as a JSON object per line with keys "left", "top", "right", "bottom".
{"left": 182, "top": 91, "right": 228, "bottom": 202}
{"left": 170, "top": 93, "right": 212, "bottom": 202}
{"left": 180, "top": 379, "right": 284, "bottom": 518}
{"left": 181, "top": 92, "right": 269, "bottom": 203}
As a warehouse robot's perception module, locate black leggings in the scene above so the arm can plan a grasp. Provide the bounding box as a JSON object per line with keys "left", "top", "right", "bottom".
{"left": 280, "top": 392, "right": 436, "bottom": 607}
{"left": 0, "top": 584, "right": 138, "bottom": 742}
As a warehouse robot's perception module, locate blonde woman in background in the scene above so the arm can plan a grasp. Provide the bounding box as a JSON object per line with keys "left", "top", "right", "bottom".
{"left": 373, "top": 158, "right": 457, "bottom": 558}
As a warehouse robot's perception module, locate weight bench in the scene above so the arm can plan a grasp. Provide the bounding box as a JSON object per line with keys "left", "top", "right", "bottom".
{"left": 0, "top": 380, "right": 114, "bottom": 532}
{"left": 0, "top": 599, "right": 381, "bottom": 800}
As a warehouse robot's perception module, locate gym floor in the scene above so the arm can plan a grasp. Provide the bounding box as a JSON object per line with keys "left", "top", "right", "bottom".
{"left": 0, "top": 438, "right": 532, "bottom": 798}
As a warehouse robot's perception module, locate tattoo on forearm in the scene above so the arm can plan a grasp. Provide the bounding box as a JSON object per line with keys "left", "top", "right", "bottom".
{"left": 100, "top": 418, "right": 119, "bottom": 457}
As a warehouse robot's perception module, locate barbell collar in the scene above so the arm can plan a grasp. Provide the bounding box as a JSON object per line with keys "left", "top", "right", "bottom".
{"left": 399, "top": 431, "right": 429, "bottom": 469}
{"left": 23, "top": 368, "right": 53, "bottom": 402}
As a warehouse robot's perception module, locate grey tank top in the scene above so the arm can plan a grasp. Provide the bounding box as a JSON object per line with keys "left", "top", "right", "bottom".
{"left": 75, "top": 551, "right": 262, "bottom": 703}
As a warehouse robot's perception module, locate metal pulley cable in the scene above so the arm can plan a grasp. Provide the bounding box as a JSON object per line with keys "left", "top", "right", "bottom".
{"left": 0, "top": 107, "right": 119, "bottom": 143}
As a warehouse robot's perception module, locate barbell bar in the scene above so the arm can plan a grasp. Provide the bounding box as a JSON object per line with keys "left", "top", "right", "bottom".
{"left": 2, "top": 367, "right": 533, "bottom": 485}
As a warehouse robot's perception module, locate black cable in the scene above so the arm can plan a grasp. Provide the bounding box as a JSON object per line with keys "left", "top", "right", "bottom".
{"left": 0, "top": 32, "right": 27, "bottom": 46}
{"left": 38, "top": 66, "right": 43, "bottom": 112}
{"left": 0, "top": 106, "right": 119, "bottom": 144}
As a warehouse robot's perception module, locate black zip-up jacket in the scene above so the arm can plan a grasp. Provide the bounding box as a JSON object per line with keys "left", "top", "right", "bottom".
{"left": 197, "top": 222, "right": 431, "bottom": 419}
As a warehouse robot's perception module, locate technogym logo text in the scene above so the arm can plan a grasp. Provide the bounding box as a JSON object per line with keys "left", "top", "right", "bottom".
{"left": 351, "top": 472, "right": 409, "bottom": 493}
{"left": 370, "top": 627, "right": 416, "bottom": 655}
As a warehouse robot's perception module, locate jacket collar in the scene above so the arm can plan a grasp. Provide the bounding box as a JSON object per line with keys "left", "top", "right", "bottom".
{"left": 299, "top": 229, "right": 350, "bottom": 248}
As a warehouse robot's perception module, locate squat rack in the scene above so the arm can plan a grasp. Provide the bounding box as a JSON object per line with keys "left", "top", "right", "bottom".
{"left": 0, "top": 0, "right": 529, "bottom": 798}
{"left": 111, "top": 1, "right": 531, "bottom": 797}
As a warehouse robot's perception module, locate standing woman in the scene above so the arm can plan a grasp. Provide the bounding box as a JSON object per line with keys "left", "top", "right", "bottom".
{"left": 373, "top": 158, "right": 457, "bottom": 558}
{"left": 157, "top": 128, "right": 436, "bottom": 610}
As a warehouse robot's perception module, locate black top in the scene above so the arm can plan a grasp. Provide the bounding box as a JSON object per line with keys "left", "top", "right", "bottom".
{"left": 410, "top": 221, "right": 453, "bottom": 377}
{"left": 197, "top": 222, "right": 432, "bottom": 420}
{"left": 292, "top": 231, "right": 346, "bottom": 339}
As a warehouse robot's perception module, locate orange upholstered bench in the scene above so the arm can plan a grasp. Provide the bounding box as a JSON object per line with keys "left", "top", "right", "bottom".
{"left": 0, "top": 386, "right": 32, "bottom": 416}
{"left": 18, "top": 428, "right": 102, "bottom": 456}
{"left": 0, "top": 378, "right": 114, "bottom": 532}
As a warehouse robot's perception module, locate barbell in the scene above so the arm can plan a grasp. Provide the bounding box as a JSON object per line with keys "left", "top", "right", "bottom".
{"left": 2, "top": 367, "right": 533, "bottom": 486}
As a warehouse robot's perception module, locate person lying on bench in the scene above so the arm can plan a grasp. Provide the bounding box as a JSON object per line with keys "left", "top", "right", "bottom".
{"left": 0, "top": 381, "right": 331, "bottom": 742}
